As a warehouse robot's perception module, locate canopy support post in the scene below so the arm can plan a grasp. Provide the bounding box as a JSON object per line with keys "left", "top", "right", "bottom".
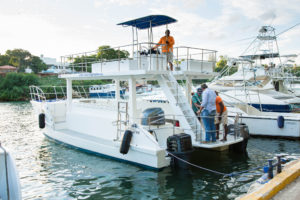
{"left": 66, "top": 79, "right": 72, "bottom": 109}
{"left": 115, "top": 79, "right": 120, "bottom": 101}
{"left": 128, "top": 77, "right": 137, "bottom": 123}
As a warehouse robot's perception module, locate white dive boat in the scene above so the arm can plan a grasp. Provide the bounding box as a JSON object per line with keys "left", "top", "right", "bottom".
{"left": 0, "top": 143, "right": 22, "bottom": 200}
{"left": 30, "top": 15, "right": 247, "bottom": 170}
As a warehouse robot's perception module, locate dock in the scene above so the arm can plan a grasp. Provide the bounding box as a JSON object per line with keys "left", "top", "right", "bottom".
{"left": 238, "top": 158, "right": 300, "bottom": 200}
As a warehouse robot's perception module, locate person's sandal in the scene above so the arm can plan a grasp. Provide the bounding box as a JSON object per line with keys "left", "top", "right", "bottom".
{"left": 220, "top": 138, "right": 227, "bottom": 142}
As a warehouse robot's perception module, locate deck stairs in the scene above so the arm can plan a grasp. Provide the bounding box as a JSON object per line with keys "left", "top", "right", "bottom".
{"left": 158, "top": 73, "right": 203, "bottom": 142}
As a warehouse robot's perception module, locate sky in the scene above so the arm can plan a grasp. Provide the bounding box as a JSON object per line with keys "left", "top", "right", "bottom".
{"left": 0, "top": 0, "right": 300, "bottom": 63}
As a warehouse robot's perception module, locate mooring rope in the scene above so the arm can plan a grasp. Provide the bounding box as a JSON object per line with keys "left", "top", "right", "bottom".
{"left": 167, "top": 151, "right": 268, "bottom": 177}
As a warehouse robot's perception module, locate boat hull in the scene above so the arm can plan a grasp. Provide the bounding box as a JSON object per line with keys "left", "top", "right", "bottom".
{"left": 42, "top": 127, "right": 170, "bottom": 170}
{"left": 229, "top": 115, "right": 300, "bottom": 138}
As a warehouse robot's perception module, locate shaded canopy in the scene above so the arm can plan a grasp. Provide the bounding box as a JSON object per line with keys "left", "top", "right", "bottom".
{"left": 117, "top": 15, "right": 177, "bottom": 30}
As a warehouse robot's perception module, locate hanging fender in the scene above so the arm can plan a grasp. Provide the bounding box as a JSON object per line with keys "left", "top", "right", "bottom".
{"left": 39, "top": 113, "right": 45, "bottom": 129}
{"left": 120, "top": 130, "right": 133, "bottom": 154}
{"left": 277, "top": 116, "right": 284, "bottom": 128}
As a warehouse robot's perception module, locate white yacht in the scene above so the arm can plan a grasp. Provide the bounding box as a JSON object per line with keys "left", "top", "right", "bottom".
{"left": 209, "top": 26, "right": 300, "bottom": 113}
{"left": 30, "top": 15, "right": 247, "bottom": 170}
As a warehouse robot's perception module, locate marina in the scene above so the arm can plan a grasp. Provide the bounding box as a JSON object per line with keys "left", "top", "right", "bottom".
{"left": 0, "top": 1, "right": 300, "bottom": 199}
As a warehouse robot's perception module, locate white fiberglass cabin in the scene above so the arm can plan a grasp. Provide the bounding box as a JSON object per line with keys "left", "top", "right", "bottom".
{"left": 30, "top": 15, "right": 247, "bottom": 170}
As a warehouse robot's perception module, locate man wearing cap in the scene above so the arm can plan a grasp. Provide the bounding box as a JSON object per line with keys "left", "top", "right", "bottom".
{"left": 152, "top": 29, "right": 175, "bottom": 71}
{"left": 192, "top": 88, "right": 202, "bottom": 120}
{"left": 198, "top": 84, "right": 217, "bottom": 142}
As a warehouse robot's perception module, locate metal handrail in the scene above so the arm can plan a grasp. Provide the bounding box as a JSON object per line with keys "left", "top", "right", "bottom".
{"left": 59, "top": 42, "right": 217, "bottom": 73}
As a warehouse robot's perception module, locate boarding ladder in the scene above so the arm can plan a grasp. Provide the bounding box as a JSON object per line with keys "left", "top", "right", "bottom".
{"left": 158, "top": 73, "right": 203, "bottom": 142}
{"left": 115, "top": 102, "right": 129, "bottom": 141}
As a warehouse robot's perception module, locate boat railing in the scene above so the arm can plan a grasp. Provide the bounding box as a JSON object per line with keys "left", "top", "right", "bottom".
{"left": 29, "top": 86, "right": 47, "bottom": 102}
{"left": 59, "top": 42, "right": 217, "bottom": 73}
{"left": 137, "top": 113, "right": 244, "bottom": 144}
{"left": 29, "top": 85, "right": 97, "bottom": 102}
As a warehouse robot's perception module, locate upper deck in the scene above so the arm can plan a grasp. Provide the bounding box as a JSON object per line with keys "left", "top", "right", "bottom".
{"left": 59, "top": 44, "right": 217, "bottom": 81}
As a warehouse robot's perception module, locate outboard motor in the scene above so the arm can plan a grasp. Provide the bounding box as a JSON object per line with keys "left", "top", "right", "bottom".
{"left": 167, "top": 133, "right": 194, "bottom": 169}
{"left": 141, "top": 108, "right": 165, "bottom": 126}
{"left": 230, "top": 123, "right": 249, "bottom": 153}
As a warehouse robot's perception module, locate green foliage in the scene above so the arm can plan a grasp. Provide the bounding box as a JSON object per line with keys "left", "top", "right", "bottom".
{"left": 70, "top": 45, "right": 129, "bottom": 72}
{"left": 0, "top": 54, "right": 10, "bottom": 66}
{"left": 39, "top": 76, "right": 66, "bottom": 86}
{"left": 286, "top": 65, "right": 300, "bottom": 77}
{"left": 215, "top": 55, "right": 228, "bottom": 72}
{"left": 97, "top": 45, "right": 129, "bottom": 60}
{"left": 31, "top": 56, "right": 47, "bottom": 73}
{"left": 0, "top": 49, "right": 47, "bottom": 73}
{"left": 73, "top": 80, "right": 111, "bottom": 86}
{"left": 214, "top": 55, "right": 237, "bottom": 75}
{"left": 0, "top": 73, "right": 39, "bottom": 101}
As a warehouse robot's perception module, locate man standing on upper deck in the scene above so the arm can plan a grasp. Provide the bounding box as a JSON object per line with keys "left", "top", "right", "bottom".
{"left": 152, "top": 29, "right": 175, "bottom": 71}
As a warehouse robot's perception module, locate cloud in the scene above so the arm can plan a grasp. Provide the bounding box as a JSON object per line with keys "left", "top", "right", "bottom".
{"left": 223, "top": 0, "right": 300, "bottom": 25}
{"left": 94, "top": 0, "right": 146, "bottom": 7}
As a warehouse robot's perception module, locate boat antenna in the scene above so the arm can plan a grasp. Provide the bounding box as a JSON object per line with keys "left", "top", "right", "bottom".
{"left": 240, "top": 37, "right": 257, "bottom": 56}
{"left": 276, "top": 22, "right": 300, "bottom": 36}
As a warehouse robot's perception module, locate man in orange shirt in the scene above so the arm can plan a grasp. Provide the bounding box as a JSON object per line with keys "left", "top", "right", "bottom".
{"left": 152, "top": 29, "right": 175, "bottom": 71}
{"left": 215, "top": 91, "right": 228, "bottom": 141}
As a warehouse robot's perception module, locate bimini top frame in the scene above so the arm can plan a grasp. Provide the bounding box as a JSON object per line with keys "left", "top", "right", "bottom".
{"left": 117, "top": 15, "right": 177, "bottom": 54}
{"left": 117, "top": 15, "right": 177, "bottom": 30}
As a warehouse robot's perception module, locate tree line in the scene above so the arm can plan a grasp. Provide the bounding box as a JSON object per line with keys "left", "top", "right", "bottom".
{"left": 0, "top": 49, "right": 47, "bottom": 73}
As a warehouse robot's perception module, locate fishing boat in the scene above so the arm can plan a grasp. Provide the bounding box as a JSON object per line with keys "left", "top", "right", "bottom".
{"left": 209, "top": 26, "right": 300, "bottom": 113}
{"left": 30, "top": 15, "right": 247, "bottom": 170}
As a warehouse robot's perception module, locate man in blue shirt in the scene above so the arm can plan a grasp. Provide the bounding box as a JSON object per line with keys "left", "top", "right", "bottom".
{"left": 198, "top": 84, "right": 217, "bottom": 142}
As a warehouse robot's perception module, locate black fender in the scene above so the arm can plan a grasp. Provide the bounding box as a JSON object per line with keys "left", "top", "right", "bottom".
{"left": 120, "top": 130, "right": 133, "bottom": 154}
{"left": 39, "top": 113, "right": 45, "bottom": 129}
